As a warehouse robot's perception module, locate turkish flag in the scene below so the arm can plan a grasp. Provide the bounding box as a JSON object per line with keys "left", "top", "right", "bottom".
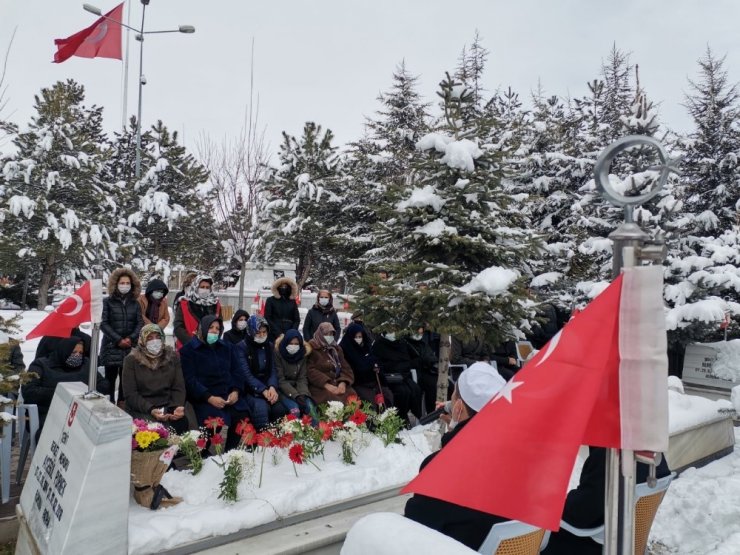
{"left": 53, "top": 3, "right": 124, "bottom": 63}
{"left": 26, "top": 280, "right": 104, "bottom": 340}
{"left": 402, "top": 265, "right": 668, "bottom": 530}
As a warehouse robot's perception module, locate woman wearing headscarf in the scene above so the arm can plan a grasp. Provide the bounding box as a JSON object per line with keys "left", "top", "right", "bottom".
{"left": 240, "top": 315, "right": 290, "bottom": 429}
{"left": 302, "top": 289, "right": 341, "bottom": 341}
{"left": 275, "top": 329, "right": 317, "bottom": 419}
{"left": 100, "top": 268, "right": 144, "bottom": 406}
{"left": 339, "top": 323, "right": 393, "bottom": 409}
{"left": 23, "top": 338, "right": 110, "bottom": 437}
{"left": 180, "top": 315, "right": 250, "bottom": 451}
{"left": 264, "top": 277, "right": 300, "bottom": 342}
{"left": 122, "top": 324, "right": 188, "bottom": 434}
{"left": 173, "top": 274, "right": 222, "bottom": 350}
{"left": 222, "top": 309, "right": 250, "bottom": 344}
{"left": 306, "top": 322, "right": 356, "bottom": 404}
{"left": 138, "top": 278, "right": 170, "bottom": 330}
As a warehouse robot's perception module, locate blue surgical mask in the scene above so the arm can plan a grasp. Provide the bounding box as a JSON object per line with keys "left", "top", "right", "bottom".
{"left": 206, "top": 333, "right": 219, "bottom": 345}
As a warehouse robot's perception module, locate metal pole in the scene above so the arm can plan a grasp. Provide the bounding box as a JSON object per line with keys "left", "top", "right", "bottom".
{"left": 121, "top": 0, "right": 132, "bottom": 131}
{"left": 87, "top": 323, "right": 100, "bottom": 394}
{"left": 134, "top": 2, "right": 147, "bottom": 178}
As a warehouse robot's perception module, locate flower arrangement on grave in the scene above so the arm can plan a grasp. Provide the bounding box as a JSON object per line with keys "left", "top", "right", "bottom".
{"left": 177, "top": 430, "right": 206, "bottom": 475}
{"left": 130, "top": 419, "right": 181, "bottom": 510}
{"left": 216, "top": 449, "right": 251, "bottom": 503}
{"left": 372, "top": 407, "right": 405, "bottom": 447}
{"left": 321, "top": 395, "right": 372, "bottom": 465}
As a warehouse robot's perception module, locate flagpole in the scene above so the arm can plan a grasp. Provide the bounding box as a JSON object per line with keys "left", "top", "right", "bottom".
{"left": 87, "top": 323, "right": 101, "bottom": 395}
{"left": 121, "top": 0, "right": 132, "bottom": 131}
{"left": 134, "top": 1, "right": 147, "bottom": 179}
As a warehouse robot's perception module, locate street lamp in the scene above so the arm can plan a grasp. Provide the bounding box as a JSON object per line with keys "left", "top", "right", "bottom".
{"left": 83, "top": 2, "right": 195, "bottom": 178}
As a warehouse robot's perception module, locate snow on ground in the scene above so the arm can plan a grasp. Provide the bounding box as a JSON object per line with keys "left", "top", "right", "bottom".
{"left": 668, "top": 386, "right": 733, "bottom": 434}
{"left": 129, "top": 427, "right": 433, "bottom": 554}
{"left": 706, "top": 340, "right": 740, "bottom": 383}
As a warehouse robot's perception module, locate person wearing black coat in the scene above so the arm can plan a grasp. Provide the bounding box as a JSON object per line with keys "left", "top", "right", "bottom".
{"left": 35, "top": 327, "right": 92, "bottom": 359}
{"left": 542, "top": 446, "right": 671, "bottom": 555}
{"left": 371, "top": 333, "right": 423, "bottom": 424}
{"left": 100, "top": 268, "right": 144, "bottom": 405}
{"left": 302, "top": 289, "right": 341, "bottom": 341}
{"left": 339, "top": 323, "right": 393, "bottom": 408}
{"left": 264, "top": 277, "right": 300, "bottom": 342}
{"left": 406, "top": 326, "right": 439, "bottom": 414}
{"left": 23, "top": 338, "right": 110, "bottom": 438}
{"left": 223, "top": 309, "right": 250, "bottom": 344}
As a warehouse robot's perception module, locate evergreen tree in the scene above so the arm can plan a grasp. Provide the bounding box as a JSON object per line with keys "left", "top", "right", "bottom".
{"left": 1, "top": 80, "right": 115, "bottom": 306}
{"left": 257, "top": 122, "right": 344, "bottom": 288}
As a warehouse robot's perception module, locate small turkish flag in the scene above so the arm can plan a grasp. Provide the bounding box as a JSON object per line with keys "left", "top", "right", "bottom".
{"left": 26, "top": 280, "right": 104, "bottom": 340}
{"left": 53, "top": 3, "right": 124, "bottom": 63}
{"left": 402, "top": 265, "right": 668, "bottom": 530}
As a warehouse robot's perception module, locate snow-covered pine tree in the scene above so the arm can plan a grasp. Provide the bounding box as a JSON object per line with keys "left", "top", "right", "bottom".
{"left": 455, "top": 30, "right": 488, "bottom": 113}
{"left": 342, "top": 61, "right": 429, "bottom": 279}
{"left": 1, "top": 80, "right": 115, "bottom": 307}
{"left": 357, "top": 73, "right": 542, "bottom": 399}
{"left": 257, "top": 122, "right": 345, "bottom": 289}
{"left": 663, "top": 48, "right": 740, "bottom": 346}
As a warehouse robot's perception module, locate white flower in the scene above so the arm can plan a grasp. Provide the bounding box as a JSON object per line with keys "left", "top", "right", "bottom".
{"left": 325, "top": 401, "right": 345, "bottom": 421}
{"left": 378, "top": 407, "right": 398, "bottom": 423}
{"left": 226, "top": 449, "right": 250, "bottom": 466}
{"left": 181, "top": 430, "right": 201, "bottom": 442}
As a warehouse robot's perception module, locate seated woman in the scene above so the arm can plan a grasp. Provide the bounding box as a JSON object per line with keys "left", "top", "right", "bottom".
{"left": 23, "top": 337, "right": 110, "bottom": 438}
{"left": 306, "top": 322, "right": 357, "bottom": 404}
{"left": 180, "top": 315, "right": 250, "bottom": 450}
{"left": 371, "top": 332, "right": 423, "bottom": 425}
{"left": 240, "top": 315, "right": 291, "bottom": 429}
{"left": 275, "top": 329, "right": 318, "bottom": 419}
{"left": 223, "top": 309, "right": 250, "bottom": 344}
{"left": 339, "top": 323, "right": 393, "bottom": 409}
{"left": 122, "top": 324, "right": 188, "bottom": 434}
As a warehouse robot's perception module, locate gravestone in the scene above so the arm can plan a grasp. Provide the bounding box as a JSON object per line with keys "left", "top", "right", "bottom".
{"left": 682, "top": 343, "right": 739, "bottom": 394}
{"left": 15, "top": 382, "right": 131, "bottom": 555}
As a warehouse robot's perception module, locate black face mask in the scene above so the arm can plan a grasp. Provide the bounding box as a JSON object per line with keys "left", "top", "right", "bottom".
{"left": 66, "top": 352, "right": 83, "bottom": 368}
{"left": 279, "top": 287, "right": 290, "bottom": 298}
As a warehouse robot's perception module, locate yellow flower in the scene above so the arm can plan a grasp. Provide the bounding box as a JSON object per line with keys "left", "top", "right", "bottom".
{"left": 135, "top": 430, "right": 160, "bottom": 450}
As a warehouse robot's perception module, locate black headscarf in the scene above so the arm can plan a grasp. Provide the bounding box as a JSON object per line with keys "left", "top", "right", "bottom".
{"left": 278, "top": 329, "right": 306, "bottom": 363}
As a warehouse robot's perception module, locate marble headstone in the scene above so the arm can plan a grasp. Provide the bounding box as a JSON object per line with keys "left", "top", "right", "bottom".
{"left": 16, "top": 382, "right": 132, "bottom": 555}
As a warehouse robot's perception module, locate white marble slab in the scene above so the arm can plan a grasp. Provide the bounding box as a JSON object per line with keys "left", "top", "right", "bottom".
{"left": 16, "top": 382, "right": 131, "bottom": 555}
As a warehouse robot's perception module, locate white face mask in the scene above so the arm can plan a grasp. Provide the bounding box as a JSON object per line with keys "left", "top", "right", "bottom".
{"left": 318, "top": 297, "right": 329, "bottom": 307}
{"left": 118, "top": 283, "right": 131, "bottom": 295}
{"left": 198, "top": 287, "right": 211, "bottom": 298}
{"left": 354, "top": 337, "right": 363, "bottom": 345}
{"left": 286, "top": 344, "right": 300, "bottom": 355}
{"left": 151, "top": 291, "right": 164, "bottom": 300}
{"left": 324, "top": 335, "right": 335, "bottom": 345}
{"left": 449, "top": 400, "right": 463, "bottom": 430}
{"left": 411, "top": 333, "right": 423, "bottom": 341}
{"left": 146, "top": 339, "right": 162, "bottom": 355}
{"left": 254, "top": 335, "right": 267, "bottom": 344}
{"left": 236, "top": 320, "right": 248, "bottom": 330}
{"left": 385, "top": 333, "right": 396, "bottom": 342}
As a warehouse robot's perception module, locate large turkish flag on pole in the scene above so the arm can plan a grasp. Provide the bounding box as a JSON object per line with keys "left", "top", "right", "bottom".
{"left": 402, "top": 265, "right": 668, "bottom": 530}
{"left": 53, "top": 3, "right": 124, "bottom": 63}
{"left": 26, "top": 280, "right": 104, "bottom": 340}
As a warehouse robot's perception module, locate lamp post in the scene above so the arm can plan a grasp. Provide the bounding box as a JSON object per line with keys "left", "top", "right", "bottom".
{"left": 83, "top": 2, "right": 195, "bottom": 178}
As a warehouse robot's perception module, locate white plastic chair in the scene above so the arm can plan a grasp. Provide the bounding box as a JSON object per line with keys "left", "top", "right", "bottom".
{"left": 0, "top": 403, "right": 14, "bottom": 503}
{"left": 477, "top": 520, "right": 547, "bottom": 554}
{"left": 16, "top": 403, "right": 40, "bottom": 485}
{"left": 559, "top": 473, "right": 675, "bottom": 554}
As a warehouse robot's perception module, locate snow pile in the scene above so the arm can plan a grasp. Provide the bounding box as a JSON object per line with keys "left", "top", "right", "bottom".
{"left": 665, "top": 298, "right": 727, "bottom": 331}
{"left": 414, "top": 218, "right": 458, "bottom": 237}
{"left": 396, "top": 185, "right": 446, "bottom": 212}
{"left": 341, "top": 512, "right": 476, "bottom": 555}
{"left": 651, "top": 428, "right": 740, "bottom": 554}
{"left": 440, "top": 139, "right": 482, "bottom": 173}
{"left": 668, "top": 388, "right": 733, "bottom": 435}
{"left": 705, "top": 340, "right": 740, "bottom": 382}
{"left": 530, "top": 272, "right": 562, "bottom": 288}
{"left": 460, "top": 266, "right": 519, "bottom": 297}
{"left": 128, "top": 427, "right": 433, "bottom": 554}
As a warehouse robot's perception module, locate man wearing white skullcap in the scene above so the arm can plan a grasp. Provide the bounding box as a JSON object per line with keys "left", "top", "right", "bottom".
{"left": 405, "top": 361, "right": 508, "bottom": 549}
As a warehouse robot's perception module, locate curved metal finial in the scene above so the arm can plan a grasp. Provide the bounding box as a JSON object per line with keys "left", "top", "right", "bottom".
{"left": 593, "top": 136, "right": 679, "bottom": 222}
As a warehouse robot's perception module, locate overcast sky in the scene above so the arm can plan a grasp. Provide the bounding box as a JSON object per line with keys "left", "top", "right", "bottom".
{"left": 2, "top": 0, "right": 739, "bottom": 156}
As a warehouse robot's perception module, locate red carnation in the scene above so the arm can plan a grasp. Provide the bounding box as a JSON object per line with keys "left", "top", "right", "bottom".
{"left": 196, "top": 437, "right": 207, "bottom": 449}
{"left": 285, "top": 413, "right": 297, "bottom": 422}
{"left": 210, "top": 433, "right": 224, "bottom": 446}
{"left": 349, "top": 409, "right": 367, "bottom": 426}
{"left": 301, "top": 414, "right": 313, "bottom": 426}
{"left": 346, "top": 394, "right": 360, "bottom": 406}
{"left": 318, "top": 421, "right": 333, "bottom": 441}
{"left": 289, "top": 443, "right": 305, "bottom": 464}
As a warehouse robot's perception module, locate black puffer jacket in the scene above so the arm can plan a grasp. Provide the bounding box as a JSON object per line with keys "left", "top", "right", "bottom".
{"left": 100, "top": 268, "right": 144, "bottom": 366}
{"left": 223, "top": 309, "right": 250, "bottom": 344}
{"left": 302, "top": 292, "right": 341, "bottom": 340}
{"left": 264, "top": 277, "right": 300, "bottom": 341}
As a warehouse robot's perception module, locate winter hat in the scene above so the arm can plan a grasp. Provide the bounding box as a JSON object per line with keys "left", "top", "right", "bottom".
{"left": 457, "top": 362, "right": 506, "bottom": 412}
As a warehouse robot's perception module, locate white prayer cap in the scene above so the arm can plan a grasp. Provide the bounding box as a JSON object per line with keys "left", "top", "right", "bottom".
{"left": 457, "top": 361, "right": 506, "bottom": 412}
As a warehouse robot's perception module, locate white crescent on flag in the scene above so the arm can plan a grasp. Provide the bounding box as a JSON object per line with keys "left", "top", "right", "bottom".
{"left": 84, "top": 23, "right": 109, "bottom": 44}
{"left": 58, "top": 294, "right": 84, "bottom": 316}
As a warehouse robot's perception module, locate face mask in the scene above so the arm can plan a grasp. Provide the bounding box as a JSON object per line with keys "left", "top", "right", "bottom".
{"left": 449, "top": 400, "right": 463, "bottom": 430}
{"left": 286, "top": 344, "right": 300, "bottom": 355}
{"left": 318, "top": 298, "right": 329, "bottom": 307}
{"left": 206, "top": 333, "right": 219, "bottom": 344}
{"left": 66, "top": 352, "right": 83, "bottom": 367}
{"left": 385, "top": 333, "right": 396, "bottom": 342}
{"left": 354, "top": 337, "right": 363, "bottom": 345}
{"left": 254, "top": 335, "right": 267, "bottom": 344}
{"left": 324, "top": 335, "right": 335, "bottom": 345}
{"left": 236, "top": 320, "right": 248, "bottom": 330}
{"left": 198, "top": 288, "right": 211, "bottom": 299}
{"left": 151, "top": 291, "right": 164, "bottom": 300}
{"left": 118, "top": 284, "right": 131, "bottom": 295}
{"left": 279, "top": 287, "right": 290, "bottom": 297}
{"left": 411, "top": 333, "right": 423, "bottom": 341}
{"left": 146, "top": 339, "right": 162, "bottom": 355}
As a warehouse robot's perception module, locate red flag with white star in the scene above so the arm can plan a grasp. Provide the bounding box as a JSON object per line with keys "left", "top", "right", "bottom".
{"left": 402, "top": 265, "right": 668, "bottom": 530}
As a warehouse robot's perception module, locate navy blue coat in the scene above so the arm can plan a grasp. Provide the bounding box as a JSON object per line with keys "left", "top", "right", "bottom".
{"left": 240, "top": 337, "right": 279, "bottom": 396}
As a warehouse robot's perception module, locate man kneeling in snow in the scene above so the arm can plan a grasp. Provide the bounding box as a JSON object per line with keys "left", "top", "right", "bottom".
{"left": 404, "top": 362, "right": 507, "bottom": 549}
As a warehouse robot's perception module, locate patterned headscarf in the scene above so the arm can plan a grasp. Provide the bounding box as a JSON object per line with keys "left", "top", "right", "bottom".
{"left": 138, "top": 323, "right": 164, "bottom": 359}
{"left": 185, "top": 274, "right": 218, "bottom": 306}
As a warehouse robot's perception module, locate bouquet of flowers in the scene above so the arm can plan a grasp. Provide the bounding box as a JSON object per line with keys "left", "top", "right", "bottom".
{"left": 372, "top": 407, "right": 405, "bottom": 447}
{"left": 177, "top": 430, "right": 207, "bottom": 475}
{"left": 130, "top": 419, "right": 180, "bottom": 510}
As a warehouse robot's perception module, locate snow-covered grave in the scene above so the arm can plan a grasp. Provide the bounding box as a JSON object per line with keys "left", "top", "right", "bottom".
{"left": 682, "top": 341, "right": 740, "bottom": 401}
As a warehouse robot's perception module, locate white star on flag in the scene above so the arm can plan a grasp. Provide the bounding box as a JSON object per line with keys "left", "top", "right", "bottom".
{"left": 491, "top": 379, "right": 524, "bottom": 404}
